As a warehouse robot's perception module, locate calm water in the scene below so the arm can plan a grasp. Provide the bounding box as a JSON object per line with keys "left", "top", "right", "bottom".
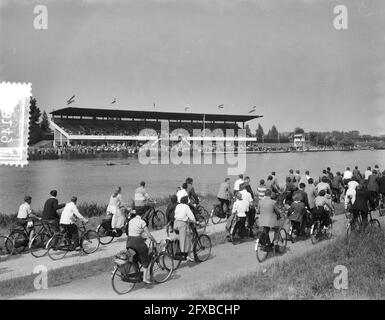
{"left": 1, "top": 150, "right": 384, "bottom": 214}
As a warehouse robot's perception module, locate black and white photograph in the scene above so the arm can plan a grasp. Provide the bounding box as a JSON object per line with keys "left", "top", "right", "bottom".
{"left": 1, "top": 0, "right": 385, "bottom": 305}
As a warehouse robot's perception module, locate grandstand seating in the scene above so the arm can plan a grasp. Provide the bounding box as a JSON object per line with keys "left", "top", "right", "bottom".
{"left": 54, "top": 119, "right": 241, "bottom": 137}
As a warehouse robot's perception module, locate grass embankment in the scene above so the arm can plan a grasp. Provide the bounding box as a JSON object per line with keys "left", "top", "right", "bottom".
{"left": 194, "top": 228, "right": 385, "bottom": 299}
{"left": 0, "top": 194, "right": 218, "bottom": 235}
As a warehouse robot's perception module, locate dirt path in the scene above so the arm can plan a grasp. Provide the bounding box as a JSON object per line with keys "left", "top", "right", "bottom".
{"left": 16, "top": 212, "right": 377, "bottom": 300}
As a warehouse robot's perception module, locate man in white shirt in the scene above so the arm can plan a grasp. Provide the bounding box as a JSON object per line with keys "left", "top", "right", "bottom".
{"left": 60, "top": 196, "right": 88, "bottom": 250}
{"left": 343, "top": 167, "right": 353, "bottom": 181}
{"left": 233, "top": 174, "right": 244, "bottom": 195}
{"left": 17, "top": 196, "right": 41, "bottom": 242}
{"left": 230, "top": 191, "right": 248, "bottom": 244}
{"left": 345, "top": 183, "right": 358, "bottom": 210}
{"left": 176, "top": 183, "right": 190, "bottom": 203}
{"left": 364, "top": 167, "right": 372, "bottom": 180}
{"left": 174, "top": 196, "right": 196, "bottom": 261}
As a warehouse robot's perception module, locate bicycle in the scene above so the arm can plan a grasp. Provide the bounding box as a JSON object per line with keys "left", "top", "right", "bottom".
{"left": 0, "top": 235, "right": 13, "bottom": 261}
{"left": 255, "top": 227, "right": 287, "bottom": 263}
{"left": 310, "top": 211, "right": 333, "bottom": 245}
{"left": 111, "top": 239, "right": 174, "bottom": 295}
{"left": 96, "top": 208, "right": 132, "bottom": 245}
{"left": 7, "top": 217, "right": 43, "bottom": 255}
{"left": 346, "top": 210, "right": 380, "bottom": 237}
{"left": 163, "top": 221, "right": 212, "bottom": 272}
{"left": 46, "top": 221, "right": 100, "bottom": 260}
{"left": 210, "top": 199, "right": 232, "bottom": 225}
{"left": 29, "top": 220, "right": 59, "bottom": 258}
{"left": 140, "top": 201, "right": 166, "bottom": 230}
{"left": 287, "top": 209, "right": 312, "bottom": 243}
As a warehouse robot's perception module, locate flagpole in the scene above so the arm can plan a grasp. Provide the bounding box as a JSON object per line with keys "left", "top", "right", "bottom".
{"left": 203, "top": 114, "right": 205, "bottom": 137}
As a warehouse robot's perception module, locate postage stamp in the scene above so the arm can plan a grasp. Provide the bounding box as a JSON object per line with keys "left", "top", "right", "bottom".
{"left": 0, "top": 82, "right": 31, "bottom": 166}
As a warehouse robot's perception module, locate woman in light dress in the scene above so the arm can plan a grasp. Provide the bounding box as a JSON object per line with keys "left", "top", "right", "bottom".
{"left": 107, "top": 187, "right": 126, "bottom": 229}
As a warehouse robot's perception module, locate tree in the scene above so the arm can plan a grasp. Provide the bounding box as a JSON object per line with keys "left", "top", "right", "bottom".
{"left": 294, "top": 127, "right": 304, "bottom": 134}
{"left": 40, "top": 111, "right": 51, "bottom": 132}
{"left": 29, "top": 97, "right": 41, "bottom": 124}
{"left": 270, "top": 125, "right": 279, "bottom": 139}
{"left": 245, "top": 124, "right": 252, "bottom": 137}
{"left": 255, "top": 123, "right": 264, "bottom": 140}
{"left": 29, "top": 97, "right": 44, "bottom": 145}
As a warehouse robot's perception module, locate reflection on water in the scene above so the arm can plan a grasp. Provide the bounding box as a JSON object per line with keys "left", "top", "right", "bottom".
{"left": 1, "top": 150, "right": 384, "bottom": 214}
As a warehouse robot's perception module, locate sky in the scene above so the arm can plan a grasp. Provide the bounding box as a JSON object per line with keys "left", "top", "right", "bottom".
{"left": 1, "top": 0, "right": 385, "bottom": 135}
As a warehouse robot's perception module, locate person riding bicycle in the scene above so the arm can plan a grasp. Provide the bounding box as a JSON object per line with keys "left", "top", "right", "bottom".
{"left": 287, "top": 196, "right": 307, "bottom": 238}
{"left": 126, "top": 209, "right": 157, "bottom": 284}
{"left": 103, "top": 187, "right": 127, "bottom": 236}
{"left": 59, "top": 196, "right": 88, "bottom": 250}
{"left": 186, "top": 177, "right": 199, "bottom": 204}
{"left": 316, "top": 176, "right": 331, "bottom": 196}
{"left": 173, "top": 195, "right": 196, "bottom": 261}
{"left": 351, "top": 184, "right": 376, "bottom": 228}
{"left": 313, "top": 190, "right": 333, "bottom": 230}
{"left": 134, "top": 181, "right": 153, "bottom": 218}
{"left": 331, "top": 172, "right": 344, "bottom": 203}
{"left": 17, "top": 196, "right": 42, "bottom": 242}
{"left": 217, "top": 178, "right": 231, "bottom": 215}
{"left": 165, "top": 194, "right": 178, "bottom": 232}
{"left": 42, "top": 190, "right": 66, "bottom": 233}
{"left": 229, "top": 191, "right": 248, "bottom": 245}
{"left": 257, "top": 189, "right": 282, "bottom": 252}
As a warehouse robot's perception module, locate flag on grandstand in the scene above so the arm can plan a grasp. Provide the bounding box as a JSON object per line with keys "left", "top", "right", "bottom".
{"left": 248, "top": 106, "right": 257, "bottom": 114}
{"left": 66, "top": 95, "right": 75, "bottom": 105}
{"left": 217, "top": 104, "right": 224, "bottom": 109}
{"left": 185, "top": 104, "right": 191, "bottom": 111}
{"left": 111, "top": 98, "right": 117, "bottom": 104}
{"left": 153, "top": 103, "right": 155, "bottom": 108}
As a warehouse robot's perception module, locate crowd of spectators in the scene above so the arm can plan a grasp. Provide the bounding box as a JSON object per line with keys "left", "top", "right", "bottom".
{"left": 28, "top": 143, "right": 139, "bottom": 160}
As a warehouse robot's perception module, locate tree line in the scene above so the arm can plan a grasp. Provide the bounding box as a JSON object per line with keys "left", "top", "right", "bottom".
{"left": 245, "top": 124, "right": 385, "bottom": 146}
{"left": 29, "top": 97, "right": 51, "bottom": 145}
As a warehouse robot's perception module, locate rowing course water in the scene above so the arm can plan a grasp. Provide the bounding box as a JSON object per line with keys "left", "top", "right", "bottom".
{"left": 0, "top": 150, "right": 384, "bottom": 215}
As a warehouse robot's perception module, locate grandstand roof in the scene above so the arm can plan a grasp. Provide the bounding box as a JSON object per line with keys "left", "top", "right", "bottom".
{"left": 50, "top": 107, "right": 262, "bottom": 122}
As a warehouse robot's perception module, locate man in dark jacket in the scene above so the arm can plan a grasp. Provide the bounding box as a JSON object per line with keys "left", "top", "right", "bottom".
{"left": 367, "top": 170, "right": 380, "bottom": 206}
{"left": 352, "top": 185, "right": 376, "bottom": 227}
{"left": 42, "top": 190, "right": 65, "bottom": 231}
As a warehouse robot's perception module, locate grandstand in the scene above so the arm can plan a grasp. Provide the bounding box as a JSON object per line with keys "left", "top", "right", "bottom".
{"left": 50, "top": 107, "right": 262, "bottom": 147}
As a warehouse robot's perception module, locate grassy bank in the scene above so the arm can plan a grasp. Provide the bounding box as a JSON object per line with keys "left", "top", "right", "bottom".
{"left": 0, "top": 194, "right": 218, "bottom": 235}
{"left": 194, "top": 228, "right": 385, "bottom": 299}
{"left": 0, "top": 227, "right": 228, "bottom": 299}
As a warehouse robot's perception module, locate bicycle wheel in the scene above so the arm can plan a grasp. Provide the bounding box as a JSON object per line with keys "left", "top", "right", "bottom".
{"left": 163, "top": 239, "right": 182, "bottom": 271}
{"left": 151, "top": 253, "right": 173, "bottom": 283}
{"left": 29, "top": 232, "right": 50, "bottom": 258}
{"left": 8, "top": 230, "right": 29, "bottom": 254}
{"left": 111, "top": 263, "right": 138, "bottom": 295}
{"left": 96, "top": 224, "right": 115, "bottom": 245}
{"left": 47, "top": 234, "right": 70, "bottom": 260}
{"left": 310, "top": 221, "right": 320, "bottom": 245}
{"left": 0, "top": 235, "right": 13, "bottom": 259}
{"left": 255, "top": 238, "right": 268, "bottom": 263}
{"left": 210, "top": 207, "right": 223, "bottom": 225}
{"left": 277, "top": 228, "right": 287, "bottom": 253}
{"left": 81, "top": 230, "right": 100, "bottom": 254}
{"left": 193, "top": 234, "right": 212, "bottom": 262}
{"left": 152, "top": 210, "right": 165, "bottom": 230}
{"left": 198, "top": 206, "right": 210, "bottom": 225}
{"left": 369, "top": 219, "right": 380, "bottom": 228}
